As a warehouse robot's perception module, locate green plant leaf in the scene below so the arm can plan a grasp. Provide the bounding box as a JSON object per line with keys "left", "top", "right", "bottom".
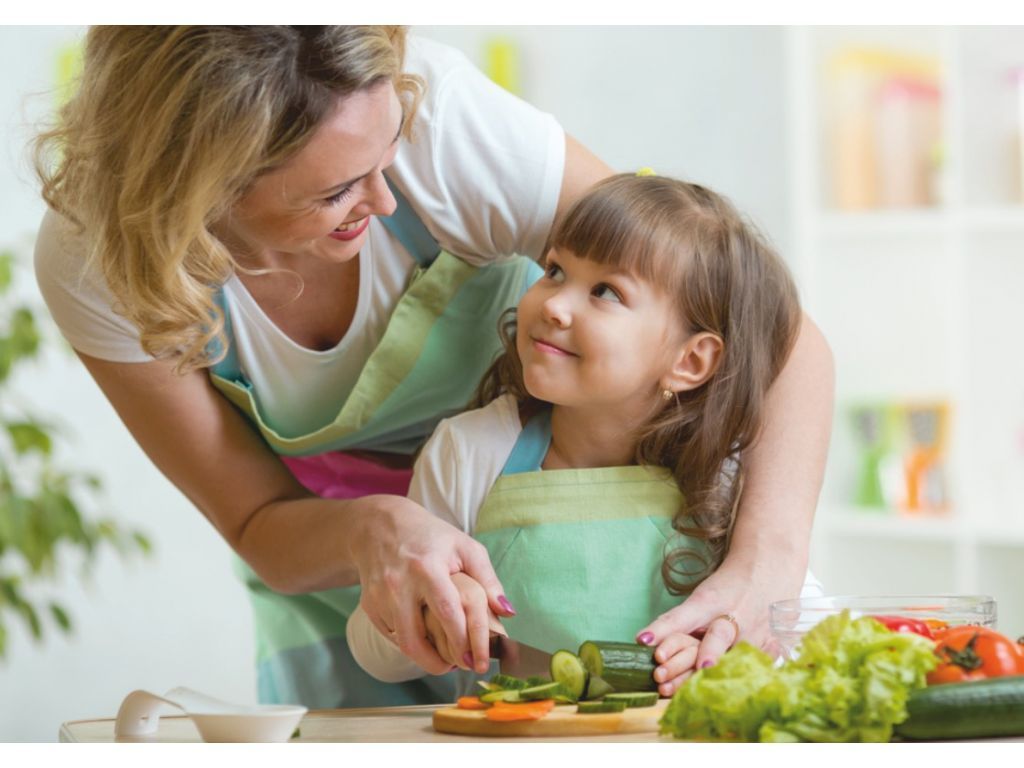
{"left": 9, "top": 307, "right": 40, "bottom": 359}
{"left": 0, "top": 620, "right": 7, "bottom": 657}
{"left": 0, "top": 251, "right": 13, "bottom": 292}
{"left": 18, "top": 600, "right": 42, "bottom": 640}
{"left": 132, "top": 531, "right": 153, "bottom": 554}
{"left": 49, "top": 602, "right": 72, "bottom": 633}
{"left": 6, "top": 422, "right": 53, "bottom": 456}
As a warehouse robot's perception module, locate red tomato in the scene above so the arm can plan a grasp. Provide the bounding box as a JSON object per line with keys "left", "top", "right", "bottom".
{"left": 869, "top": 614, "right": 935, "bottom": 639}
{"left": 927, "top": 626, "right": 1024, "bottom": 685}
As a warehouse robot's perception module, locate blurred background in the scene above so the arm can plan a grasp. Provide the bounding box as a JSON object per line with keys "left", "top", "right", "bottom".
{"left": 1, "top": 25, "right": 1023, "bottom": 741}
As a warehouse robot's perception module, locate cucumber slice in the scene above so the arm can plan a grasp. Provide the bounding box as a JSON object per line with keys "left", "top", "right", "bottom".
{"left": 480, "top": 688, "right": 523, "bottom": 703}
{"left": 489, "top": 674, "right": 530, "bottom": 690}
{"left": 476, "top": 681, "right": 502, "bottom": 693}
{"left": 578, "top": 641, "right": 657, "bottom": 692}
{"left": 577, "top": 700, "right": 628, "bottom": 714}
{"left": 583, "top": 675, "right": 615, "bottom": 700}
{"left": 549, "top": 650, "right": 589, "bottom": 700}
{"left": 519, "top": 682, "right": 565, "bottom": 701}
{"left": 603, "top": 692, "right": 659, "bottom": 708}
{"left": 525, "top": 676, "right": 551, "bottom": 687}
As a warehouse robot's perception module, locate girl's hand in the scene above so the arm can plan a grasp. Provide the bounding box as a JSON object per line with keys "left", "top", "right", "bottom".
{"left": 634, "top": 559, "right": 780, "bottom": 688}
{"left": 348, "top": 495, "right": 516, "bottom": 676}
{"left": 650, "top": 632, "right": 702, "bottom": 697}
{"left": 422, "top": 573, "right": 503, "bottom": 673}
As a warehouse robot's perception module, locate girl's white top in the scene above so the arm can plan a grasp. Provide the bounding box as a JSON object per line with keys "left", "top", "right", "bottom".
{"left": 33, "top": 36, "right": 565, "bottom": 438}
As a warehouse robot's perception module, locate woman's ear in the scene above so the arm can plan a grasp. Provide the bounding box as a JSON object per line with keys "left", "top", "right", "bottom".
{"left": 662, "top": 332, "right": 724, "bottom": 394}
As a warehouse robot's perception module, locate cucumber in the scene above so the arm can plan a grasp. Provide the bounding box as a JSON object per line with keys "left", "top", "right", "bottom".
{"left": 550, "top": 650, "right": 589, "bottom": 700}
{"left": 895, "top": 676, "right": 1024, "bottom": 740}
{"left": 525, "top": 676, "right": 551, "bottom": 687}
{"left": 578, "top": 641, "right": 657, "bottom": 692}
{"left": 583, "top": 675, "right": 615, "bottom": 700}
{"left": 519, "top": 682, "right": 566, "bottom": 701}
{"left": 577, "top": 700, "right": 628, "bottom": 714}
{"left": 603, "top": 692, "right": 659, "bottom": 708}
{"left": 476, "top": 680, "right": 502, "bottom": 693}
{"left": 489, "top": 674, "right": 530, "bottom": 690}
{"left": 480, "top": 688, "right": 523, "bottom": 704}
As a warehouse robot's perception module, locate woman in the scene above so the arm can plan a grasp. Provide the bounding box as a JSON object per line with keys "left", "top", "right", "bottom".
{"left": 33, "top": 26, "right": 833, "bottom": 707}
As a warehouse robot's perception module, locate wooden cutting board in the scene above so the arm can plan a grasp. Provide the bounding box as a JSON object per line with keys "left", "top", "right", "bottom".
{"left": 433, "top": 699, "right": 670, "bottom": 738}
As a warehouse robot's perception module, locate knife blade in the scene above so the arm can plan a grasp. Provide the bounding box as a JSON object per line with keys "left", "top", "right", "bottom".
{"left": 488, "top": 635, "right": 553, "bottom": 678}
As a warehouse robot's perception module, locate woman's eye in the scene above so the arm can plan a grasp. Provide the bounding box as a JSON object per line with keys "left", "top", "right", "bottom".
{"left": 544, "top": 263, "right": 565, "bottom": 282}
{"left": 594, "top": 283, "right": 622, "bottom": 302}
{"left": 322, "top": 186, "right": 354, "bottom": 207}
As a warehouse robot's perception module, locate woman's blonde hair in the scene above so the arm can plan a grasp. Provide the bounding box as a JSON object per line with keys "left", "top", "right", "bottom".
{"left": 476, "top": 173, "right": 802, "bottom": 595}
{"left": 34, "top": 26, "right": 423, "bottom": 373}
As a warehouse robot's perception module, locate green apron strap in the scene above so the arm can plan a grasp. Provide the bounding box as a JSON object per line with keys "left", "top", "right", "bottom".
{"left": 379, "top": 175, "right": 442, "bottom": 268}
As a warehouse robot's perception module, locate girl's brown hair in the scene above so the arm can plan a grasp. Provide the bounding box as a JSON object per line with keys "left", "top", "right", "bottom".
{"left": 34, "top": 26, "right": 422, "bottom": 373}
{"left": 476, "top": 173, "right": 802, "bottom": 595}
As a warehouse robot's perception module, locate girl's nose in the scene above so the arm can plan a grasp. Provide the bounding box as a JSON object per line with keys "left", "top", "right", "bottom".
{"left": 542, "top": 291, "right": 572, "bottom": 328}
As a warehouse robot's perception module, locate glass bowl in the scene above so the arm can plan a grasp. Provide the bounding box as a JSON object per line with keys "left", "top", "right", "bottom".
{"left": 769, "top": 594, "right": 997, "bottom": 658}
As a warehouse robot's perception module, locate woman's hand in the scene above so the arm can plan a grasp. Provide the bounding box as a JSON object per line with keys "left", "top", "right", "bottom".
{"left": 422, "top": 573, "right": 504, "bottom": 672}
{"left": 347, "top": 494, "right": 514, "bottom": 676}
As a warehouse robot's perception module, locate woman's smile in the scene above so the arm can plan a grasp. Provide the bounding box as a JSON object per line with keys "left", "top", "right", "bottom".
{"left": 328, "top": 216, "right": 370, "bottom": 241}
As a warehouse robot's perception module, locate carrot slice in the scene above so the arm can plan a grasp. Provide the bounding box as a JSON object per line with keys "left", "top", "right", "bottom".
{"left": 485, "top": 699, "right": 556, "bottom": 721}
{"left": 456, "top": 696, "right": 490, "bottom": 710}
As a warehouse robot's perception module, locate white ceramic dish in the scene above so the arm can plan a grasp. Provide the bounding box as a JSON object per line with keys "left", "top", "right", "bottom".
{"left": 114, "top": 686, "right": 307, "bottom": 742}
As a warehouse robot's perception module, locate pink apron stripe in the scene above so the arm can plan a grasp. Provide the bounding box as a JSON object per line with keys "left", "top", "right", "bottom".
{"left": 282, "top": 452, "right": 413, "bottom": 500}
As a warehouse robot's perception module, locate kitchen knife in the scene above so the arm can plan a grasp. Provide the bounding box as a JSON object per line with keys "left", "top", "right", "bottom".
{"left": 489, "top": 635, "right": 553, "bottom": 678}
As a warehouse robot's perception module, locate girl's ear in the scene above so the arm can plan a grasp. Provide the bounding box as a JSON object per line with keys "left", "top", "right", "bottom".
{"left": 662, "top": 332, "right": 724, "bottom": 393}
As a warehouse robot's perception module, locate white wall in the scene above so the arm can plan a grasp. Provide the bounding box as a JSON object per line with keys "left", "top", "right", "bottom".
{"left": 0, "top": 26, "right": 790, "bottom": 742}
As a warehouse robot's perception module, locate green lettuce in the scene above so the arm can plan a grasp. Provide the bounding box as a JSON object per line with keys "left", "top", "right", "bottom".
{"left": 659, "top": 610, "right": 938, "bottom": 742}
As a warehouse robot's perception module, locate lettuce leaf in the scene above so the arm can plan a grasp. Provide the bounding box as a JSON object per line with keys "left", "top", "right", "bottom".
{"left": 659, "top": 610, "right": 937, "bottom": 742}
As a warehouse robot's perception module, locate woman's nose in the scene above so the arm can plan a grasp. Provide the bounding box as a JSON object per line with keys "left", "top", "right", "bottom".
{"left": 355, "top": 170, "right": 397, "bottom": 218}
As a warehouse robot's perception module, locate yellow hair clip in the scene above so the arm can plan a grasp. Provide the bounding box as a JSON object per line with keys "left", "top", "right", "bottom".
{"left": 636, "top": 167, "right": 657, "bottom": 177}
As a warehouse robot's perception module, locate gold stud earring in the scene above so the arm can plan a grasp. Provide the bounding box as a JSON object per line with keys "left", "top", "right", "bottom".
{"left": 662, "top": 389, "right": 674, "bottom": 401}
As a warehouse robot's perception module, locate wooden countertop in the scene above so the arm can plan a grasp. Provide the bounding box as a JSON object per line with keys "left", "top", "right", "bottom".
{"left": 59, "top": 704, "right": 675, "bottom": 743}
{"left": 60, "top": 703, "right": 1024, "bottom": 743}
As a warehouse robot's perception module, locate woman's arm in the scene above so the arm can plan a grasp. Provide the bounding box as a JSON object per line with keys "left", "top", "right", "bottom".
{"left": 76, "top": 351, "right": 510, "bottom": 675}
{"left": 636, "top": 312, "right": 835, "bottom": 693}
{"left": 555, "top": 134, "right": 614, "bottom": 221}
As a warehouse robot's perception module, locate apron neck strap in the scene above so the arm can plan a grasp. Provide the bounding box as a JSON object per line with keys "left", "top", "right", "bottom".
{"left": 501, "top": 407, "right": 552, "bottom": 475}
{"left": 379, "top": 174, "right": 442, "bottom": 267}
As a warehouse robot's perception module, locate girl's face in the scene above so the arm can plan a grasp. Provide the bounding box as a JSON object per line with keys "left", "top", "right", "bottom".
{"left": 217, "top": 81, "right": 404, "bottom": 266}
{"left": 516, "top": 248, "right": 688, "bottom": 411}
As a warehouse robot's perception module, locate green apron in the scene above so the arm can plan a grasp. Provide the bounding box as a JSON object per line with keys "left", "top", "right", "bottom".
{"left": 474, "top": 408, "right": 701, "bottom": 653}
{"left": 208, "top": 178, "right": 542, "bottom": 708}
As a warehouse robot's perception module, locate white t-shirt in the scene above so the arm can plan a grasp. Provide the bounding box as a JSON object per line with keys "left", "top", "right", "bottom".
{"left": 346, "top": 394, "right": 827, "bottom": 682}
{"left": 33, "top": 36, "right": 565, "bottom": 438}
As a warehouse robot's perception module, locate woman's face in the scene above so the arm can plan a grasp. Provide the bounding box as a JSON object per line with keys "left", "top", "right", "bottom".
{"left": 219, "top": 80, "right": 404, "bottom": 266}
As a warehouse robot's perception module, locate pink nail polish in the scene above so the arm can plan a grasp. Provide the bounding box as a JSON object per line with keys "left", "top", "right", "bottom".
{"left": 463, "top": 652, "right": 474, "bottom": 668}
{"left": 637, "top": 631, "right": 655, "bottom": 645}
{"left": 497, "top": 595, "right": 517, "bottom": 616}
{"left": 700, "top": 659, "right": 714, "bottom": 669}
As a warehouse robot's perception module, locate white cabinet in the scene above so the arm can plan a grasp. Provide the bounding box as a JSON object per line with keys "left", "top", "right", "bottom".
{"left": 789, "top": 27, "right": 1024, "bottom": 634}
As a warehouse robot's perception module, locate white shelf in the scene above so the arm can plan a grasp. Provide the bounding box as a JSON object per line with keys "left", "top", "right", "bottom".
{"left": 817, "top": 209, "right": 952, "bottom": 238}
{"left": 824, "top": 508, "right": 964, "bottom": 542}
{"left": 794, "top": 26, "right": 1024, "bottom": 629}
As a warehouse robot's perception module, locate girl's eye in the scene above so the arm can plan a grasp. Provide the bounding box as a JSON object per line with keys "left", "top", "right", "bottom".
{"left": 322, "top": 186, "right": 354, "bottom": 207}
{"left": 594, "top": 283, "right": 622, "bottom": 303}
{"left": 544, "top": 262, "right": 565, "bottom": 282}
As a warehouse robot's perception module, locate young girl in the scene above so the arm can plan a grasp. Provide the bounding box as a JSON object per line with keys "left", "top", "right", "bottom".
{"left": 347, "top": 172, "right": 823, "bottom": 696}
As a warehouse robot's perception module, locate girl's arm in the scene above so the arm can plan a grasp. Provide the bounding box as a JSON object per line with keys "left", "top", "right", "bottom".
{"left": 636, "top": 313, "right": 834, "bottom": 694}
{"left": 76, "top": 351, "right": 510, "bottom": 676}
